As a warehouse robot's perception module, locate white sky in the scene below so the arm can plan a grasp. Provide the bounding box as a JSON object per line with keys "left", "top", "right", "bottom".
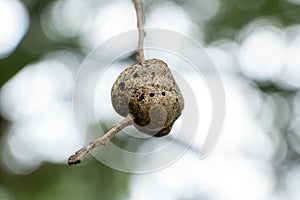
{"left": 0, "top": 0, "right": 29, "bottom": 58}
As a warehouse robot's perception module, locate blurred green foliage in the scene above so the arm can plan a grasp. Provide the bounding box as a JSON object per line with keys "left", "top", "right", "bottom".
{"left": 2, "top": 0, "right": 300, "bottom": 87}
{"left": 206, "top": 0, "right": 300, "bottom": 42}
{"left": 0, "top": 160, "right": 130, "bottom": 200}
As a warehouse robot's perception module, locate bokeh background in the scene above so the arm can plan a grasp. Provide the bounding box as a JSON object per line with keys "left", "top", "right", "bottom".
{"left": 1, "top": 0, "right": 300, "bottom": 199}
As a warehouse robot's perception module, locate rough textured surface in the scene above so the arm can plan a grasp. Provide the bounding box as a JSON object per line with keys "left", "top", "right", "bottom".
{"left": 111, "top": 58, "right": 184, "bottom": 137}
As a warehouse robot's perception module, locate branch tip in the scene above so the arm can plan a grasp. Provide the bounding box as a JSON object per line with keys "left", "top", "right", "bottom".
{"left": 67, "top": 116, "right": 133, "bottom": 165}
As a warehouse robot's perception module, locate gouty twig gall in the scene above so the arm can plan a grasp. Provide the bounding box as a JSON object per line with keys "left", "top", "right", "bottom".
{"left": 67, "top": 0, "right": 184, "bottom": 165}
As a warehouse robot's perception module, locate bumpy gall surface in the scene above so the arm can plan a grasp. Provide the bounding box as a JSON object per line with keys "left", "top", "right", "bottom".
{"left": 111, "top": 58, "right": 184, "bottom": 137}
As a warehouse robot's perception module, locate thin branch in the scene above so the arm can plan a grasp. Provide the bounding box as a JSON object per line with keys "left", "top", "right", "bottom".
{"left": 68, "top": 116, "right": 133, "bottom": 165}
{"left": 68, "top": 1, "right": 146, "bottom": 166}
{"left": 133, "top": 0, "right": 145, "bottom": 63}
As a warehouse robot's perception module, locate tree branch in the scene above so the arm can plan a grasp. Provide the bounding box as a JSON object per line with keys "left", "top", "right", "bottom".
{"left": 133, "top": 0, "right": 145, "bottom": 63}
{"left": 68, "top": 116, "right": 133, "bottom": 165}
{"left": 68, "top": 0, "right": 147, "bottom": 166}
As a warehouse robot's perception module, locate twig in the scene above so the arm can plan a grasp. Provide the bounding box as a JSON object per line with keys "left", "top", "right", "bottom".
{"left": 68, "top": 0, "right": 146, "bottom": 166}
{"left": 68, "top": 116, "right": 133, "bottom": 165}
{"left": 133, "top": 0, "right": 145, "bottom": 63}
